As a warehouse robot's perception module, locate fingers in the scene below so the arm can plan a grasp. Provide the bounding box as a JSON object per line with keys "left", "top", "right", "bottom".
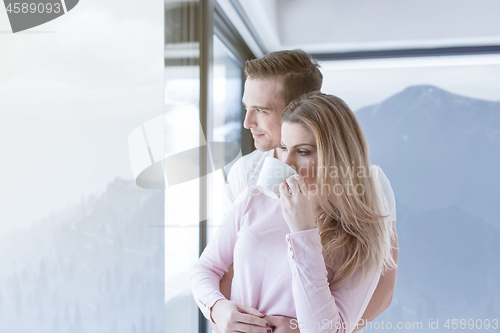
{"left": 213, "top": 300, "right": 271, "bottom": 333}
{"left": 237, "top": 303, "right": 265, "bottom": 317}
{"left": 237, "top": 313, "right": 270, "bottom": 328}
{"left": 224, "top": 321, "right": 271, "bottom": 333}
{"left": 285, "top": 176, "right": 309, "bottom": 197}
{"left": 230, "top": 306, "right": 270, "bottom": 333}
{"left": 285, "top": 177, "right": 300, "bottom": 194}
{"left": 293, "top": 175, "right": 308, "bottom": 194}
{"left": 279, "top": 181, "right": 291, "bottom": 197}
{"left": 279, "top": 182, "right": 291, "bottom": 208}
{"left": 232, "top": 323, "right": 271, "bottom": 333}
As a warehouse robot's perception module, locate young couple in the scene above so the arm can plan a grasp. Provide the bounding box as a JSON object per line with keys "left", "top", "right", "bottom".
{"left": 191, "top": 50, "right": 399, "bottom": 333}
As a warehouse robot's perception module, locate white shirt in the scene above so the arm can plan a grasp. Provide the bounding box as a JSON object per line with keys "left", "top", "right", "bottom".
{"left": 223, "top": 149, "right": 274, "bottom": 211}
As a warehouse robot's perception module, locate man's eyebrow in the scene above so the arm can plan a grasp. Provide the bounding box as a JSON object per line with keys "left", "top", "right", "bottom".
{"left": 242, "top": 102, "right": 273, "bottom": 110}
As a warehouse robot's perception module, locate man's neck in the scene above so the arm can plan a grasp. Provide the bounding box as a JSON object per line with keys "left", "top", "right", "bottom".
{"left": 273, "top": 147, "right": 283, "bottom": 160}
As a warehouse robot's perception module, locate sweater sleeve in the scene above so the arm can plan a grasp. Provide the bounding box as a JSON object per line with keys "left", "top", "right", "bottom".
{"left": 190, "top": 188, "right": 251, "bottom": 322}
{"left": 286, "top": 228, "right": 381, "bottom": 333}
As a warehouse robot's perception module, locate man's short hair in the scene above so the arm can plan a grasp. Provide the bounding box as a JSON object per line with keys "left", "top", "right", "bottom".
{"left": 244, "top": 49, "right": 323, "bottom": 106}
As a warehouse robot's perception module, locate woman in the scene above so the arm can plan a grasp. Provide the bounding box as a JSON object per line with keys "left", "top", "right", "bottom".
{"left": 191, "top": 92, "right": 397, "bottom": 333}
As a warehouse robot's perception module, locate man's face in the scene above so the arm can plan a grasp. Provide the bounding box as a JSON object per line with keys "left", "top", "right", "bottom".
{"left": 242, "top": 78, "right": 286, "bottom": 151}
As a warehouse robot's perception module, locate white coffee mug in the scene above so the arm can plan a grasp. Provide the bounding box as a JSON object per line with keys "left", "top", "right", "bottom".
{"left": 256, "top": 157, "right": 298, "bottom": 199}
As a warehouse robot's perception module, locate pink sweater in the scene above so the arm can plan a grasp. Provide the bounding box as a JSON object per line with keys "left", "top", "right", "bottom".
{"left": 191, "top": 187, "right": 381, "bottom": 333}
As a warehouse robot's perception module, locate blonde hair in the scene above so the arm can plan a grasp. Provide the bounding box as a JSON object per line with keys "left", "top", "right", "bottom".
{"left": 245, "top": 49, "right": 323, "bottom": 106}
{"left": 281, "top": 92, "right": 397, "bottom": 290}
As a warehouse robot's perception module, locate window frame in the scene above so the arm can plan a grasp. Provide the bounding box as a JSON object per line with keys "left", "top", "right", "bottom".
{"left": 197, "top": 2, "right": 255, "bottom": 332}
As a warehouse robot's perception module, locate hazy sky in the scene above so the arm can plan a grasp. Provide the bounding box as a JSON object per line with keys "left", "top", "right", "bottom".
{"left": 0, "top": 0, "right": 163, "bottom": 235}
{"left": 321, "top": 55, "right": 500, "bottom": 111}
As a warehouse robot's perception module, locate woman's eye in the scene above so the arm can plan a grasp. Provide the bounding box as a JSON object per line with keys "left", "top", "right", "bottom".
{"left": 279, "top": 146, "right": 287, "bottom": 151}
{"left": 298, "top": 150, "right": 309, "bottom": 155}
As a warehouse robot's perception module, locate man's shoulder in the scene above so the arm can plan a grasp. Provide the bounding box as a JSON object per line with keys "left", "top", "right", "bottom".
{"left": 369, "top": 164, "right": 382, "bottom": 175}
{"left": 230, "top": 149, "right": 273, "bottom": 176}
{"left": 241, "top": 149, "right": 273, "bottom": 164}
{"left": 370, "top": 165, "right": 392, "bottom": 186}
{"left": 370, "top": 164, "right": 388, "bottom": 182}
{"left": 369, "top": 164, "right": 396, "bottom": 222}
{"left": 224, "top": 149, "right": 274, "bottom": 210}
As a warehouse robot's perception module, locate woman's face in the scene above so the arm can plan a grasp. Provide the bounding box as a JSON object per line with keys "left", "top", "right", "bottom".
{"left": 280, "top": 122, "right": 318, "bottom": 193}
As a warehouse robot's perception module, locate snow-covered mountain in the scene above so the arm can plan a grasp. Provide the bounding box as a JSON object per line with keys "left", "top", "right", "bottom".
{"left": 0, "top": 178, "right": 164, "bottom": 333}
{"left": 355, "top": 85, "right": 500, "bottom": 326}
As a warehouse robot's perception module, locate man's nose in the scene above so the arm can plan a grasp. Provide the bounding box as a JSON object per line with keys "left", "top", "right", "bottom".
{"left": 243, "top": 111, "right": 256, "bottom": 129}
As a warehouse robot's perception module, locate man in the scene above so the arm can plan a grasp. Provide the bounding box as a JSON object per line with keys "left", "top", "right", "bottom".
{"left": 213, "top": 50, "right": 399, "bottom": 332}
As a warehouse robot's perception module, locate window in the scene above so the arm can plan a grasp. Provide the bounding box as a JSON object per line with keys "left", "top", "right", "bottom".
{"left": 164, "top": 1, "right": 254, "bottom": 332}
{"left": 320, "top": 54, "right": 500, "bottom": 324}
{"left": 164, "top": 1, "right": 202, "bottom": 332}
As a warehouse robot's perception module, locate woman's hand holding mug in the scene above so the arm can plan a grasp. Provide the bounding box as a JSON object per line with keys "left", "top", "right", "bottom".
{"left": 279, "top": 175, "right": 316, "bottom": 233}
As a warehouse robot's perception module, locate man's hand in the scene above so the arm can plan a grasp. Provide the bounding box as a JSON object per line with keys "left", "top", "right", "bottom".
{"left": 211, "top": 299, "right": 271, "bottom": 333}
{"left": 264, "top": 315, "right": 300, "bottom": 333}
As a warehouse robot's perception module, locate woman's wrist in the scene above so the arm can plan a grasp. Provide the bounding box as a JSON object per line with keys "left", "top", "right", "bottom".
{"left": 210, "top": 298, "right": 229, "bottom": 324}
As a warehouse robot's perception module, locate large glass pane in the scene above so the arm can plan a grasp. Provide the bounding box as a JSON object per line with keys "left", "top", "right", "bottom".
{"left": 0, "top": 1, "right": 164, "bottom": 332}
{"left": 164, "top": 1, "right": 201, "bottom": 332}
{"left": 163, "top": 63, "right": 201, "bottom": 332}
{"left": 321, "top": 54, "right": 500, "bottom": 328}
{"left": 212, "top": 36, "right": 244, "bottom": 148}
{"left": 207, "top": 36, "right": 244, "bottom": 238}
